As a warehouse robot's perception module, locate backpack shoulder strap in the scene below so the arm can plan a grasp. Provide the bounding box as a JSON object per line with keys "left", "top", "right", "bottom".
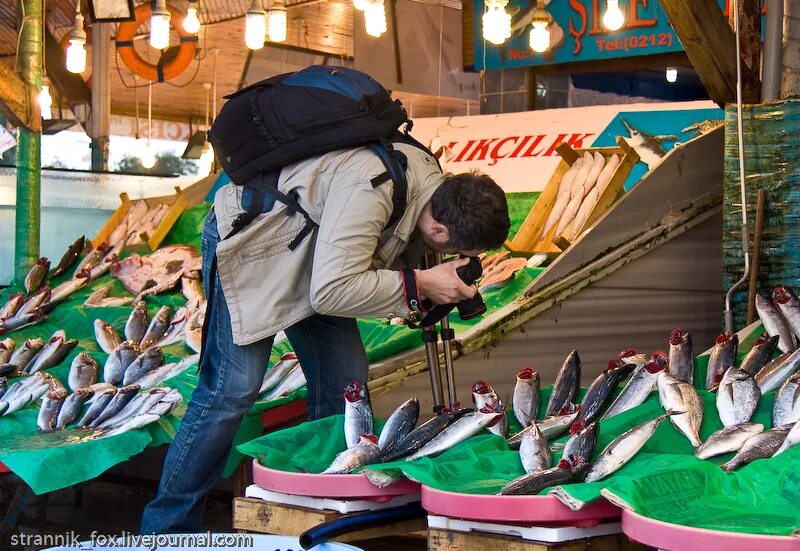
{"left": 368, "top": 140, "right": 409, "bottom": 231}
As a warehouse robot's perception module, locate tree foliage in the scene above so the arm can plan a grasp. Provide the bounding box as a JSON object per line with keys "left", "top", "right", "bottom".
{"left": 115, "top": 151, "right": 198, "bottom": 176}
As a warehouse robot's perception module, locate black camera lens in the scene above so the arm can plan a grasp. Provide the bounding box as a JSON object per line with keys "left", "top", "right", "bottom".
{"left": 455, "top": 256, "right": 486, "bottom": 320}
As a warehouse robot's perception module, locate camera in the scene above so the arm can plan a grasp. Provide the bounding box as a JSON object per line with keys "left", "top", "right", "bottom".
{"left": 454, "top": 256, "right": 487, "bottom": 320}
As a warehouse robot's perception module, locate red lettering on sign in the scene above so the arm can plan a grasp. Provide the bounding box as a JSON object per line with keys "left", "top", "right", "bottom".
{"left": 628, "top": 0, "right": 657, "bottom": 27}
{"left": 453, "top": 140, "right": 476, "bottom": 162}
{"left": 568, "top": 0, "right": 587, "bottom": 55}
{"left": 542, "top": 134, "right": 569, "bottom": 157}
{"left": 565, "top": 133, "right": 596, "bottom": 150}
{"left": 465, "top": 138, "right": 499, "bottom": 161}
{"left": 510, "top": 136, "right": 534, "bottom": 158}
{"left": 589, "top": 0, "right": 602, "bottom": 34}
{"left": 521, "top": 134, "right": 548, "bottom": 157}
{"left": 488, "top": 136, "right": 519, "bottom": 166}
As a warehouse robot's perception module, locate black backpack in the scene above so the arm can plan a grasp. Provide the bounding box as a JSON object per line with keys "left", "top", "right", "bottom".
{"left": 208, "top": 65, "right": 437, "bottom": 246}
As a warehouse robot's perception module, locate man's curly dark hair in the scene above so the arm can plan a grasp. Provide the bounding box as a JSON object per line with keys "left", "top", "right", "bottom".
{"left": 429, "top": 172, "right": 511, "bottom": 251}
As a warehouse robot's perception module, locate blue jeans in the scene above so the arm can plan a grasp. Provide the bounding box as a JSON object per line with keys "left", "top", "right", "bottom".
{"left": 140, "top": 209, "right": 369, "bottom": 534}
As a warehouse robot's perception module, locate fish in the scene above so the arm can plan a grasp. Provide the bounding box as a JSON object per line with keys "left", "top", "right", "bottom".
{"left": 519, "top": 422, "right": 551, "bottom": 474}
{"left": 706, "top": 332, "right": 739, "bottom": 389}
{"left": 122, "top": 347, "right": 163, "bottom": 386}
{"left": 556, "top": 185, "right": 586, "bottom": 237}
{"left": 577, "top": 361, "right": 634, "bottom": 424}
{"left": 581, "top": 151, "right": 606, "bottom": 196}
{"left": 263, "top": 364, "right": 306, "bottom": 401}
{"left": 2, "top": 372, "right": 52, "bottom": 415}
{"left": 78, "top": 386, "right": 117, "bottom": 427}
{"left": 134, "top": 354, "right": 198, "bottom": 389}
{"left": 562, "top": 420, "right": 599, "bottom": 462}
{"left": 1, "top": 371, "right": 49, "bottom": 404}
{"left": 544, "top": 350, "right": 581, "bottom": 417}
{"left": 74, "top": 243, "right": 109, "bottom": 276}
{"left": 595, "top": 153, "right": 620, "bottom": 197}
{"left": 0, "top": 377, "right": 6, "bottom": 400}
{"left": 55, "top": 388, "right": 94, "bottom": 429}
{"left": 343, "top": 381, "right": 373, "bottom": 449}
{"left": 586, "top": 412, "right": 673, "bottom": 482}
{"left": 88, "top": 384, "right": 141, "bottom": 428}
{"left": 104, "top": 340, "right": 140, "bottom": 385}
{"left": 755, "top": 293, "right": 796, "bottom": 353}
{"left": 498, "top": 456, "right": 589, "bottom": 496}
{"left": 480, "top": 251, "right": 510, "bottom": 272}
{"left": 619, "top": 117, "right": 678, "bottom": 169}
{"left": 25, "top": 331, "right": 68, "bottom": 374}
{"left": 258, "top": 354, "right": 299, "bottom": 395}
{"left": 112, "top": 245, "right": 202, "bottom": 298}
{"left": 16, "top": 288, "right": 51, "bottom": 318}
{"left": 668, "top": 328, "right": 694, "bottom": 384}
{"left": 406, "top": 401, "right": 505, "bottom": 461}
{"left": 740, "top": 333, "right": 779, "bottom": 376}
{"left": 98, "top": 413, "right": 160, "bottom": 438}
{"left": 508, "top": 403, "right": 581, "bottom": 448}
{"left": 68, "top": 353, "right": 99, "bottom": 391}
{"left": 478, "top": 268, "right": 515, "bottom": 293}
{"left": 9, "top": 338, "right": 45, "bottom": 371}
{"left": 471, "top": 381, "right": 507, "bottom": 438}
{"left": 37, "top": 388, "right": 67, "bottom": 431}
{"left": 181, "top": 271, "right": 204, "bottom": 304}
{"left": 512, "top": 367, "right": 540, "bottom": 428}
{"left": 184, "top": 307, "right": 204, "bottom": 353}
{"left": 716, "top": 367, "right": 760, "bottom": 426}
{"left": 125, "top": 301, "right": 148, "bottom": 344}
{"left": 94, "top": 320, "right": 123, "bottom": 354}
{"left": 0, "top": 294, "right": 24, "bottom": 320}
{"left": 755, "top": 347, "right": 800, "bottom": 393}
{"left": 49, "top": 339, "right": 78, "bottom": 369}
{"left": 542, "top": 158, "right": 584, "bottom": 238}
{"left": 94, "top": 388, "right": 171, "bottom": 429}
{"left": 695, "top": 423, "right": 765, "bottom": 459}
{"left": 0, "top": 310, "right": 46, "bottom": 336}
{"left": 83, "top": 285, "right": 133, "bottom": 308}
{"left": 773, "top": 372, "right": 800, "bottom": 427}
{"left": 47, "top": 270, "right": 91, "bottom": 307}
{"left": 322, "top": 434, "right": 382, "bottom": 474}
{"left": 721, "top": 426, "right": 790, "bottom": 471}
{"left": 657, "top": 371, "right": 703, "bottom": 447}
{"left": 381, "top": 409, "right": 470, "bottom": 462}
{"left": 49, "top": 236, "right": 85, "bottom": 278}
{"left": 772, "top": 286, "right": 800, "bottom": 340}
{"left": 154, "top": 307, "right": 190, "bottom": 348}
{"left": 139, "top": 305, "right": 172, "bottom": 350}
{"left": 24, "top": 257, "right": 50, "bottom": 295}
{"left": 773, "top": 420, "right": 800, "bottom": 456}
{"left": 377, "top": 397, "right": 419, "bottom": 451}
{"left": 568, "top": 187, "right": 599, "bottom": 242}
{"left": 603, "top": 351, "right": 668, "bottom": 420}
{"left": 0, "top": 339, "right": 14, "bottom": 365}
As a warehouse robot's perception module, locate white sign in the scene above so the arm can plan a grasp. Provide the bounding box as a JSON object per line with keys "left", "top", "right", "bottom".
{"left": 0, "top": 125, "right": 16, "bottom": 156}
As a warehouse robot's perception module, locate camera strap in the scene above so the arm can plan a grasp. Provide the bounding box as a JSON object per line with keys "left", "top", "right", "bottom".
{"left": 409, "top": 303, "right": 457, "bottom": 329}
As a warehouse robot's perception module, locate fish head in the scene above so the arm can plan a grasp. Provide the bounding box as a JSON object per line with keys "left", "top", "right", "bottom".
{"left": 120, "top": 340, "right": 140, "bottom": 352}
{"left": 754, "top": 333, "right": 772, "bottom": 346}
{"left": 620, "top": 117, "right": 638, "bottom": 137}
{"left": 729, "top": 368, "right": 753, "bottom": 383}
{"left": 558, "top": 403, "right": 580, "bottom": 416}
{"left": 669, "top": 328, "right": 688, "bottom": 346}
{"left": 569, "top": 419, "right": 587, "bottom": 434}
{"left": 36, "top": 257, "right": 49, "bottom": 267}
{"left": 472, "top": 380, "right": 492, "bottom": 395}
{"left": 772, "top": 286, "right": 793, "bottom": 305}
{"left": 76, "top": 269, "right": 92, "bottom": 280}
{"left": 119, "top": 384, "right": 141, "bottom": 394}
{"left": 146, "top": 347, "right": 164, "bottom": 360}
{"left": 0, "top": 341, "right": 9, "bottom": 352}
{"left": 479, "top": 399, "right": 506, "bottom": 426}
{"left": 343, "top": 381, "right": 366, "bottom": 402}
{"left": 516, "top": 367, "right": 536, "bottom": 381}
{"left": 358, "top": 434, "right": 379, "bottom": 445}
{"left": 645, "top": 351, "right": 669, "bottom": 373}
{"left": 715, "top": 332, "right": 732, "bottom": 346}
{"left": 618, "top": 348, "right": 638, "bottom": 359}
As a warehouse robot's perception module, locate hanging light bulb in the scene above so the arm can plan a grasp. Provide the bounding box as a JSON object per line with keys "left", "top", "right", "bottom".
{"left": 267, "top": 2, "right": 287, "bottom": 42}
{"left": 364, "top": 0, "right": 387, "bottom": 38}
{"left": 150, "top": 0, "right": 171, "bottom": 49}
{"left": 602, "top": 0, "right": 625, "bottom": 31}
{"left": 528, "top": 3, "right": 551, "bottom": 53}
{"left": 482, "top": 0, "right": 511, "bottom": 45}
{"left": 245, "top": 0, "right": 267, "bottom": 49}
{"left": 65, "top": 8, "right": 87, "bottom": 73}
{"left": 38, "top": 85, "right": 53, "bottom": 120}
{"left": 183, "top": 2, "right": 201, "bottom": 34}
{"left": 140, "top": 81, "right": 156, "bottom": 169}
{"left": 353, "top": 0, "right": 370, "bottom": 11}
{"left": 665, "top": 67, "right": 678, "bottom": 83}
{"left": 198, "top": 144, "right": 215, "bottom": 175}
{"left": 140, "top": 141, "right": 157, "bottom": 169}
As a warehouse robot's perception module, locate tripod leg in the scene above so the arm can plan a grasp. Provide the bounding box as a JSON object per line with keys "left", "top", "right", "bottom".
{"left": 422, "top": 327, "right": 445, "bottom": 414}
{"left": 439, "top": 316, "right": 457, "bottom": 410}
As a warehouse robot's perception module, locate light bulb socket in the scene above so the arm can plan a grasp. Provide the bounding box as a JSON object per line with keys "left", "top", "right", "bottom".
{"left": 532, "top": 6, "right": 549, "bottom": 25}
{"left": 69, "top": 12, "right": 87, "bottom": 42}
{"left": 152, "top": 0, "right": 170, "bottom": 19}
{"left": 248, "top": 0, "right": 266, "bottom": 15}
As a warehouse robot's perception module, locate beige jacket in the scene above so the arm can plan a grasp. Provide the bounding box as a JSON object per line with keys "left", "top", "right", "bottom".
{"left": 213, "top": 143, "right": 444, "bottom": 345}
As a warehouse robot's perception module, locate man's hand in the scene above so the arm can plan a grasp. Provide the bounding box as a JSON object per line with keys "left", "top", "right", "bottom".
{"left": 418, "top": 258, "right": 477, "bottom": 305}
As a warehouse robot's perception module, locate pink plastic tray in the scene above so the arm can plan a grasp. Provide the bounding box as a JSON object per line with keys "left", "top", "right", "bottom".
{"left": 622, "top": 509, "right": 797, "bottom": 551}
{"left": 252, "top": 460, "right": 420, "bottom": 502}
{"left": 0, "top": 462, "right": 9, "bottom": 474}
{"left": 421, "top": 486, "right": 621, "bottom": 526}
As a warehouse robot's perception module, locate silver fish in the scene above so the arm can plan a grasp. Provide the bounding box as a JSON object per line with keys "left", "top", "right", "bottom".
{"left": 577, "top": 361, "right": 634, "bottom": 424}
{"left": 513, "top": 367, "right": 540, "bottom": 428}
{"left": 773, "top": 286, "right": 800, "bottom": 341}
{"left": 586, "top": 412, "right": 672, "bottom": 482}
{"left": 773, "top": 372, "right": 800, "bottom": 427}
{"left": 721, "top": 426, "right": 790, "bottom": 471}
{"left": 0, "top": 339, "right": 14, "bottom": 364}
{"left": 618, "top": 348, "right": 648, "bottom": 372}
{"left": 343, "top": 381, "right": 373, "bottom": 449}
{"left": 184, "top": 313, "right": 203, "bottom": 353}
{"left": 562, "top": 421, "right": 599, "bottom": 462}
{"left": 263, "top": 364, "right": 306, "bottom": 401}
{"left": 716, "top": 367, "right": 760, "bottom": 426}
{"left": 706, "top": 332, "right": 739, "bottom": 390}
{"left": 16, "top": 288, "right": 50, "bottom": 318}
{"left": 95, "top": 388, "right": 170, "bottom": 429}
{"left": 1, "top": 371, "right": 50, "bottom": 405}
{"left": 603, "top": 352, "right": 668, "bottom": 420}
{"left": 49, "top": 235, "right": 85, "bottom": 278}
{"left": 696, "top": 423, "right": 765, "bottom": 460}
{"left": 78, "top": 387, "right": 117, "bottom": 427}
{"left": 83, "top": 285, "right": 134, "bottom": 308}
{"left": 0, "top": 377, "right": 6, "bottom": 400}
{"left": 509, "top": 403, "right": 581, "bottom": 448}
{"left": 122, "top": 347, "right": 163, "bottom": 386}
{"left": 406, "top": 401, "right": 504, "bottom": 461}
{"left": 139, "top": 305, "right": 172, "bottom": 350}
{"left": 88, "top": 242, "right": 125, "bottom": 280}
{"left": 144, "top": 388, "right": 183, "bottom": 416}
{"left": 134, "top": 354, "right": 198, "bottom": 389}
{"left": 24, "top": 257, "right": 50, "bottom": 295}
{"left": 74, "top": 243, "right": 109, "bottom": 276}
{"left": 755, "top": 294, "right": 796, "bottom": 353}
{"left": 26, "top": 331, "right": 67, "bottom": 374}
{"left": 48, "top": 271, "right": 91, "bottom": 306}
{"left": 773, "top": 420, "right": 800, "bottom": 456}
{"left": 98, "top": 413, "right": 161, "bottom": 439}
{"left": 9, "top": 338, "right": 45, "bottom": 371}
{"left": 104, "top": 340, "right": 140, "bottom": 385}
{"left": 181, "top": 271, "right": 205, "bottom": 304}
{"left": 56, "top": 388, "right": 94, "bottom": 428}
{"left": 0, "top": 311, "right": 45, "bottom": 335}
{"left": 740, "top": 333, "right": 779, "bottom": 376}
{"left": 37, "top": 388, "right": 67, "bottom": 432}
{"left": 381, "top": 409, "right": 470, "bottom": 462}
{"left": 68, "top": 353, "right": 99, "bottom": 391}
{"left": 125, "top": 301, "right": 148, "bottom": 344}
{"left": 545, "top": 350, "right": 581, "bottom": 417}
{"left": 657, "top": 371, "right": 703, "bottom": 447}
{"left": 94, "top": 320, "right": 123, "bottom": 354}
{"left": 499, "top": 456, "right": 589, "bottom": 496}
{"left": 755, "top": 347, "right": 800, "bottom": 394}
{"left": 378, "top": 397, "right": 419, "bottom": 451}
{"left": 668, "top": 328, "right": 694, "bottom": 384}
{"left": 155, "top": 307, "right": 190, "bottom": 348}
{"left": 258, "top": 354, "right": 299, "bottom": 395}
{"left": 620, "top": 117, "right": 677, "bottom": 169}
{"left": 88, "top": 384, "right": 140, "bottom": 428}
{"left": 0, "top": 293, "right": 24, "bottom": 320}
{"left": 323, "top": 435, "right": 382, "bottom": 474}
{"left": 519, "top": 422, "right": 551, "bottom": 474}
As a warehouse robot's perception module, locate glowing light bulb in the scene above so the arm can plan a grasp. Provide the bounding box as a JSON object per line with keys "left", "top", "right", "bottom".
{"left": 364, "top": 0, "right": 387, "bottom": 38}
{"left": 268, "top": 5, "right": 287, "bottom": 42}
{"left": 140, "top": 142, "right": 157, "bottom": 169}
{"left": 183, "top": 6, "right": 201, "bottom": 34}
{"left": 199, "top": 144, "right": 215, "bottom": 175}
{"left": 65, "top": 12, "right": 87, "bottom": 73}
{"left": 149, "top": 0, "right": 171, "bottom": 49}
{"left": 353, "top": 0, "right": 370, "bottom": 10}
{"left": 529, "top": 21, "right": 550, "bottom": 52}
{"left": 666, "top": 67, "right": 678, "bottom": 83}
{"left": 245, "top": 0, "right": 267, "bottom": 49}
{"left": 38, "top": 85, "right": 52, "bottom": 120}
{"left": 603, "top": 0, "right": 625, "bottom": 31}
{"left": 482, "top": 0, "right": 511, "bottom": 45}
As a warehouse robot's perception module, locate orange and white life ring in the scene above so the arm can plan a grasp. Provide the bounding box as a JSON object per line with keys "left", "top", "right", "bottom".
{"left": 115, "top": 2, "right": 197, "bottom": 83}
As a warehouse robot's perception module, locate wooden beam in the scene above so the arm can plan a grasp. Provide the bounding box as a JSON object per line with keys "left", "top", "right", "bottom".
{"left": 659, "top": 0, "right": 759, "bottom": 105}
{"left": 729, "top": 0, "right": 762, "bottom": 80}
{"left": 0, "top": 62, "right": 40, "bottom": 132}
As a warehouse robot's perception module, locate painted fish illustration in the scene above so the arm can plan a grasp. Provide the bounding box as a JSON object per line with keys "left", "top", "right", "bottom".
{"left": 619, "top": 117, "right": 678, "bottom": 169}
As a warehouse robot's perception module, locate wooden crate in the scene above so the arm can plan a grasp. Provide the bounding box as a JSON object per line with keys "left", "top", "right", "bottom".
{"left": 505, "top": 137, "right": 639, "bottom": 256}
{"left": 92, "top": 187, "right": 187, "bottom": 253}
{"left": 428, "top": 529, "right": 651, "bottom": 551}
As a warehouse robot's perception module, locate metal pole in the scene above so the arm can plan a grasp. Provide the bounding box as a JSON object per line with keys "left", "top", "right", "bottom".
{"left": 90, "top": 23, "right": 111, "bottom": 171}
{"left": 14, "top": 0, "right": 43, "bottom": 285}
{"left": 762, "top": 0, "right": 784, "bottom": 101}
{"left": 435, "top": 253, "right": 458, "bottom": 409}
{"left": 746, "top": 189, "right": 766, "bottom": 325}
{"left": 422, "top": 327, "right": 445, "bottom": 413}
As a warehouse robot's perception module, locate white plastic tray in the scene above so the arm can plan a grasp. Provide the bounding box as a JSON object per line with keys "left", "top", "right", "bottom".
{"left": 245, "top": 484, "right": 421, "bottom": 514}
{"left": 427, "top": 515, "right": 622, "bottom": 543}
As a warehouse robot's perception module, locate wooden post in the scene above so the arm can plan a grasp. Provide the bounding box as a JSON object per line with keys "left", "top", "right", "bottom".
{"left": 728, "top": 0, "right": 762, "bottom": 78}
{"left": 89, "top": 23, "right": 112, "bottom": 171}
{"left": 0, "top": 63, "right": 39, "bottom": 133}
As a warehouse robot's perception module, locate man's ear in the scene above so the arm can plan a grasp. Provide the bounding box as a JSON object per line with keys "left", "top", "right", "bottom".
{"left": 428, "top": 221, "right": 450, "bottom": 244}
